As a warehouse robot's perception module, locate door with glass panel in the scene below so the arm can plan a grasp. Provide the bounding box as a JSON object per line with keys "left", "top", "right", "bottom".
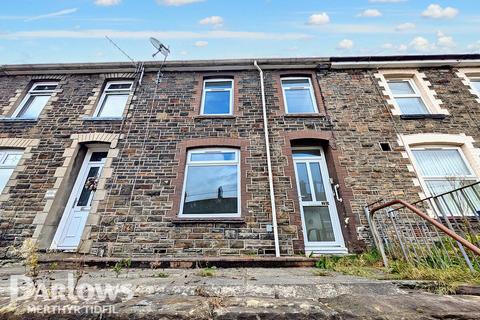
{"left": 51, "top": 148, "right": 108, "bottom": 250}
{"left": 293, "top": 149, "right": 346, "bottom": 253}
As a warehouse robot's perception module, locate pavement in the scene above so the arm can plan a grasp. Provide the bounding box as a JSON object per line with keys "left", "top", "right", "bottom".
{"left": 0, "top": 264, "right": 480, "bottom": 319}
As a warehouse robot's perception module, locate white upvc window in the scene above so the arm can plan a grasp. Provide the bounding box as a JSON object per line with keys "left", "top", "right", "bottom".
{"left": 0, "top": 149, "right": 23, "bottom": 194}
{"left": 12, "top": 82, "right": 57, "bottom": 119}
{"left": 200, "top": 79, "right": 234, "bottom": 115}
{"left": 281, "top": 77, "right": 318, "bottom": 114}
{"left": 179, "top": 148, "right": 240, "bottom": 218}
{"left": 386, "top": 79, "right": 429, "bottom": 115}
{"left": 94, "top": 81, "right": 133, "bottom": 118}
{"left": 411, "top": 146, "right": 480, "bottom": 216}
{"left": 470, "top": 77, "right": 480, "bottom": 95}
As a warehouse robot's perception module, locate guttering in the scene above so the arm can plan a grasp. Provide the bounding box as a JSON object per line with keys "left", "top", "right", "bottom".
{"left": 331, "top": 59, "right": 480, "bottom": 69}
{"left": 254, "top": 60, "right": 280, "bottom": 258}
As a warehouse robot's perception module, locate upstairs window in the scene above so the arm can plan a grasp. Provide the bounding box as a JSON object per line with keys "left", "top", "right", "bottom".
{"left": 0, "top": 149, "right": 22, "bottom": 194}
{"left": 12, "top": 82, "right": 57, "bottom": 119}
{"left": 94, "top": 81, "right": 132, "bottom": 118}
{"left": 470, "top": 78, "right": 480, "bottom": 94}
{"left": 201, "top": 79, "right": 233, "bottom": 115}
{"left": 387, "top": 79, "right": 429, "bottom": 115}
{"left": 180, "top": 148, "right": 240, "bottom": 217}
{"left": 281, "top": 77, "right": 318, "bottom": 114}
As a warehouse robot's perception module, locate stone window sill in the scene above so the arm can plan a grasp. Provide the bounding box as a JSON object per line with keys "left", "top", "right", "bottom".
{"left": 284, "top": 113, "right": 325, "bottom": 118}
{"left": 194, "top": 115, "right": 236, "bottom": 120}
{"left": 82, "top": 116, "right": 124, "bottom": 121}
{"left": 0, "top": 117, "right": 38, "bottom": 122}
{"left": 172, "top": 217, "right": 245, "bottom": 224}
{"left": 399, "top": 114, "right": 447, "bottom": 120}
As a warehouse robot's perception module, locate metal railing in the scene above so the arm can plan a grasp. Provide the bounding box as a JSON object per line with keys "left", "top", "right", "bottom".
{"left": 365, "top": 181, "right": 480, "bottom": 271}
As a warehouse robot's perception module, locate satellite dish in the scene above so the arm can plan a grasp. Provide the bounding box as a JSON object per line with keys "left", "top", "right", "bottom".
{"left": 150, "top": 37, "right": 170, "bottom": 58}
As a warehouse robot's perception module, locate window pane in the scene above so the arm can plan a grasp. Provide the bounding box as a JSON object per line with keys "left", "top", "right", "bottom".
{"left": 309, "top": 162, "right": 327, "bottom": 202}
{"left": 182, "top": 165, "right": 238, "bottom": 215}
{"left": 388, "top": 81, "right": 415, "bottom": 95}
{"left": 471, "top": 80, "right": 480, "bottom": 93}
{"left": 0, "top": 168, "right": 14, "bottom": 194}
{"left": 90, "top": 152, "right": 108, "bottom": 162}
{"left": 203, "top": 90, "right": 231, "bottom": 114}
{"left": 107, "top": 83, "right": 132, "bottom": 90}
{"left": 191, "top": 152, "right": 236, "bottom": 162}
{"left": 295, "top": 162, "right": 312, "bottom": 201}
{"left": 396, "top": 97, "right": 428, "bottom": 114}
{"left": 412, "top": 149, "right": 472, "bottom": 177}
{"left": 77, "top": 166, "right": 100, "bottom": 207}
{"left": 2, "top": 153, "right": 22, "bottom": 166}
{"left": 285, "top": 88, "right": 315, "bottom": 113}
{"left": 282, "top": 79, "right": 310, "bottom": 87}
{"left": 303, "top": 206, "right": 335, "bottom": 241}
{"left": 292, "top": 150, "right": 321, "bottom": 158}
{"left": 97, "top": 94, "right": 128, "bottom": 117}
{"left": 427, "top": 180, "right": 480, "bottom": 217}
{"left": 205, "top": 81, "right": 232, "bottom": 89}
{"left": 17, "top": 95, "right": 49, "bottom": 118}
{"left": 33, "top": 84, "right": 56, "bottom": 91}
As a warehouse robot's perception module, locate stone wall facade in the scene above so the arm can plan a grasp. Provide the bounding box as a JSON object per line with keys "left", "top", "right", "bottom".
{"left": 0, "top": 59, "right": 479, "bottom": 258}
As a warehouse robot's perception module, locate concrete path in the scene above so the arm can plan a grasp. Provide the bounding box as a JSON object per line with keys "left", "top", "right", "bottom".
{"left": 1, "top": 264, "right": 479, "bottom": 319}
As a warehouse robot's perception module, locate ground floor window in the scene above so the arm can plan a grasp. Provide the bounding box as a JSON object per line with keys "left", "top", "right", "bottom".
{"left": 179, "top": 148, "right": 240, "bottom": 217}
{"left": 0, "top": 149, "right": 22, "bottom": 194}
{"left": 411, "top": 146, "right": 480, "bottom": 216}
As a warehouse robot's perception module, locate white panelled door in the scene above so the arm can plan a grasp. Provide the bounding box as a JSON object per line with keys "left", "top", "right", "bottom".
{"left": 292, "top": 148, "right": 347, "bottom": 254}
{"left": 51, "top": 149, "right": 107, "bottom": 250}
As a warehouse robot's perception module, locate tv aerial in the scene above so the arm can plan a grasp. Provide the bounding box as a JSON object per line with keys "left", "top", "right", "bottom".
{"left": 150, "top": 37, "right": 170, "bottom": 59}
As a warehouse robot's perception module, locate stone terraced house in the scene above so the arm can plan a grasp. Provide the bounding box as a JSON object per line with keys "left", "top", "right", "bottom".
{"left": 0, "top": 54, "right": 479, "bottom": 260}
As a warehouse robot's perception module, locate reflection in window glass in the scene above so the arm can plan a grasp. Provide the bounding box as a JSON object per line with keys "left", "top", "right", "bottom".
{"left": 309, "top": 162, "right": 327, "bottom": 202}
{"left": 304, "top": 206, "right": 335, "bottom": 241}
{"left": 95, "top": 81, "right": 132, "bottom": 118}
{"left": 292, "top": 150, "right": 321, "bottom": 158}
{"left": 181, "top": 149, "right": 240, "bottom": 216}
{"left": 386, "top": 79, "right": 429, "bottom": 115}
{"left": 77, "top": 167, "right": 100, "bottom": 207}
{"left": 296, "top": 163, "right": 312, "bottom": 202}
{"left": 14, "top": 82, "right": 57, "bottom": 119}
{"left": 0, "top": 150, "right": 22, "bottom": 194}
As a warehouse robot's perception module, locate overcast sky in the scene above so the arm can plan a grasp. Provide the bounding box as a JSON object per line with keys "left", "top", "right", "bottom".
{"left": 0, "top": 0, "right": 479, "bottom": 64}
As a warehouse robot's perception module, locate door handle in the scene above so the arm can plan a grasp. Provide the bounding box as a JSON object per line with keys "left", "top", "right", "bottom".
{"left": 333, "top": 184, "right": 343, "bottom": 202}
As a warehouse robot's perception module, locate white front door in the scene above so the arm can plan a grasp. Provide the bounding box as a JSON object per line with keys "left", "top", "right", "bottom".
{"left": 51, "top": 149, "right": 108, "bottom": 250}
{"left": 293, "top": 148, "right": 347, "bottom": 254}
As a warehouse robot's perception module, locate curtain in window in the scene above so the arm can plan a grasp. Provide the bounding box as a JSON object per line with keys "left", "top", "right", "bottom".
{"left": 412, "top": 149, "right": 471, "bottom": 177}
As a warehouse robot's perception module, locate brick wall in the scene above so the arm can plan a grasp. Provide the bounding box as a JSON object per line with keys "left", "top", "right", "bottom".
{"left": 0, "top": 63, "right": 479, "bottom": 258}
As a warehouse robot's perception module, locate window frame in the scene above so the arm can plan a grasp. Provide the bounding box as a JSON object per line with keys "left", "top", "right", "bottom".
{"left": 179, "top": 147, "right": 241, "bottom": 218}
{"left": 200, "top": 79, "right": 234, "bottom": 116}
{"left": 410, "top": 145, "right": 478, "bottom": 196}
{"left": 93, "top": 80, "right": 133, "bottom": 118}
{"left": 12, "top": 82, "right": 58, "bottom": 119}
{"left": 386, "top": 78, "right": 429, "bottom": 115}
{"left": 281, "top": 77, "right": 318, "bottom": 114}
{"left": 0, "top": 149, "right": 23, "bottom": 194}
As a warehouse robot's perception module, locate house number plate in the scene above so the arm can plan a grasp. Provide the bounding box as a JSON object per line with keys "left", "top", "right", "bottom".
{"left": 319, "top": 201, "right": 329, "bottom": 206}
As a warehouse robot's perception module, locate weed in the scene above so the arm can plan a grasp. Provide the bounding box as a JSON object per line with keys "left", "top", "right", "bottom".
{"left": 156, "top": 271, "right": 169, "bottom": 278}
{"left": 112, "top": 258, "right": 132, "bottom": 278}
{"left": 198, "top": 266, "right": 217, "bottom": 277}
{"left": 12, "top": 239, "right": 39, "bottom": 277}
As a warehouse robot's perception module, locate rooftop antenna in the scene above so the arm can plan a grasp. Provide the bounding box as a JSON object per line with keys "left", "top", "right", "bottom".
{"left": 105, "top": 35, "right": 137, "bottom": 68}
{"left": 149, "top": 37, "right": 170, "bottom": 84}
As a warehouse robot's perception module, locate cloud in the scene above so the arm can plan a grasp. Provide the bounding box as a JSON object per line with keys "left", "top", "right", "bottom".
{"left": 436, "top": 31, "right": 455, "bottom": 48}
{"left": 199, "top": 16, "right": 223, "bottom": 28}
{"left": 0, "top": 29, "right": 311, "bottom": 41}
{"left": 195, "top": 41, "right": 208, "bottom": 47}
{"left": 395, "top": 22, "right": 415, "bottom": 31}
{"left": 409, "top": 36, "right": 431, "bottom": 52}
{"left": 422, "top": 4, "right": 458, "bottom": 19}
{"left": 24, "top": 8, "right": 78, "bottom": 22}
{"left": 381, "top": 43, "right": 408, "bottom": 52}
{"left": 358, "top": 9, "right": 382, "bottom": 17}
{"left": 94, "top": 0, "right": 121, "bottom": 6}
{"left": 158, "top": 0, "right": 204, "bottom": 6}
{"left": 369, "top": 0, "right": 405, "bottom": 2}
{"left": 307, "top": 12, "right": 330, "bottom": 25}
{"left": 337, "top": 39, "right": 354, "bottom": 50}
{"left": 467, "top": 41, "right": 480, "bottom": 52}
